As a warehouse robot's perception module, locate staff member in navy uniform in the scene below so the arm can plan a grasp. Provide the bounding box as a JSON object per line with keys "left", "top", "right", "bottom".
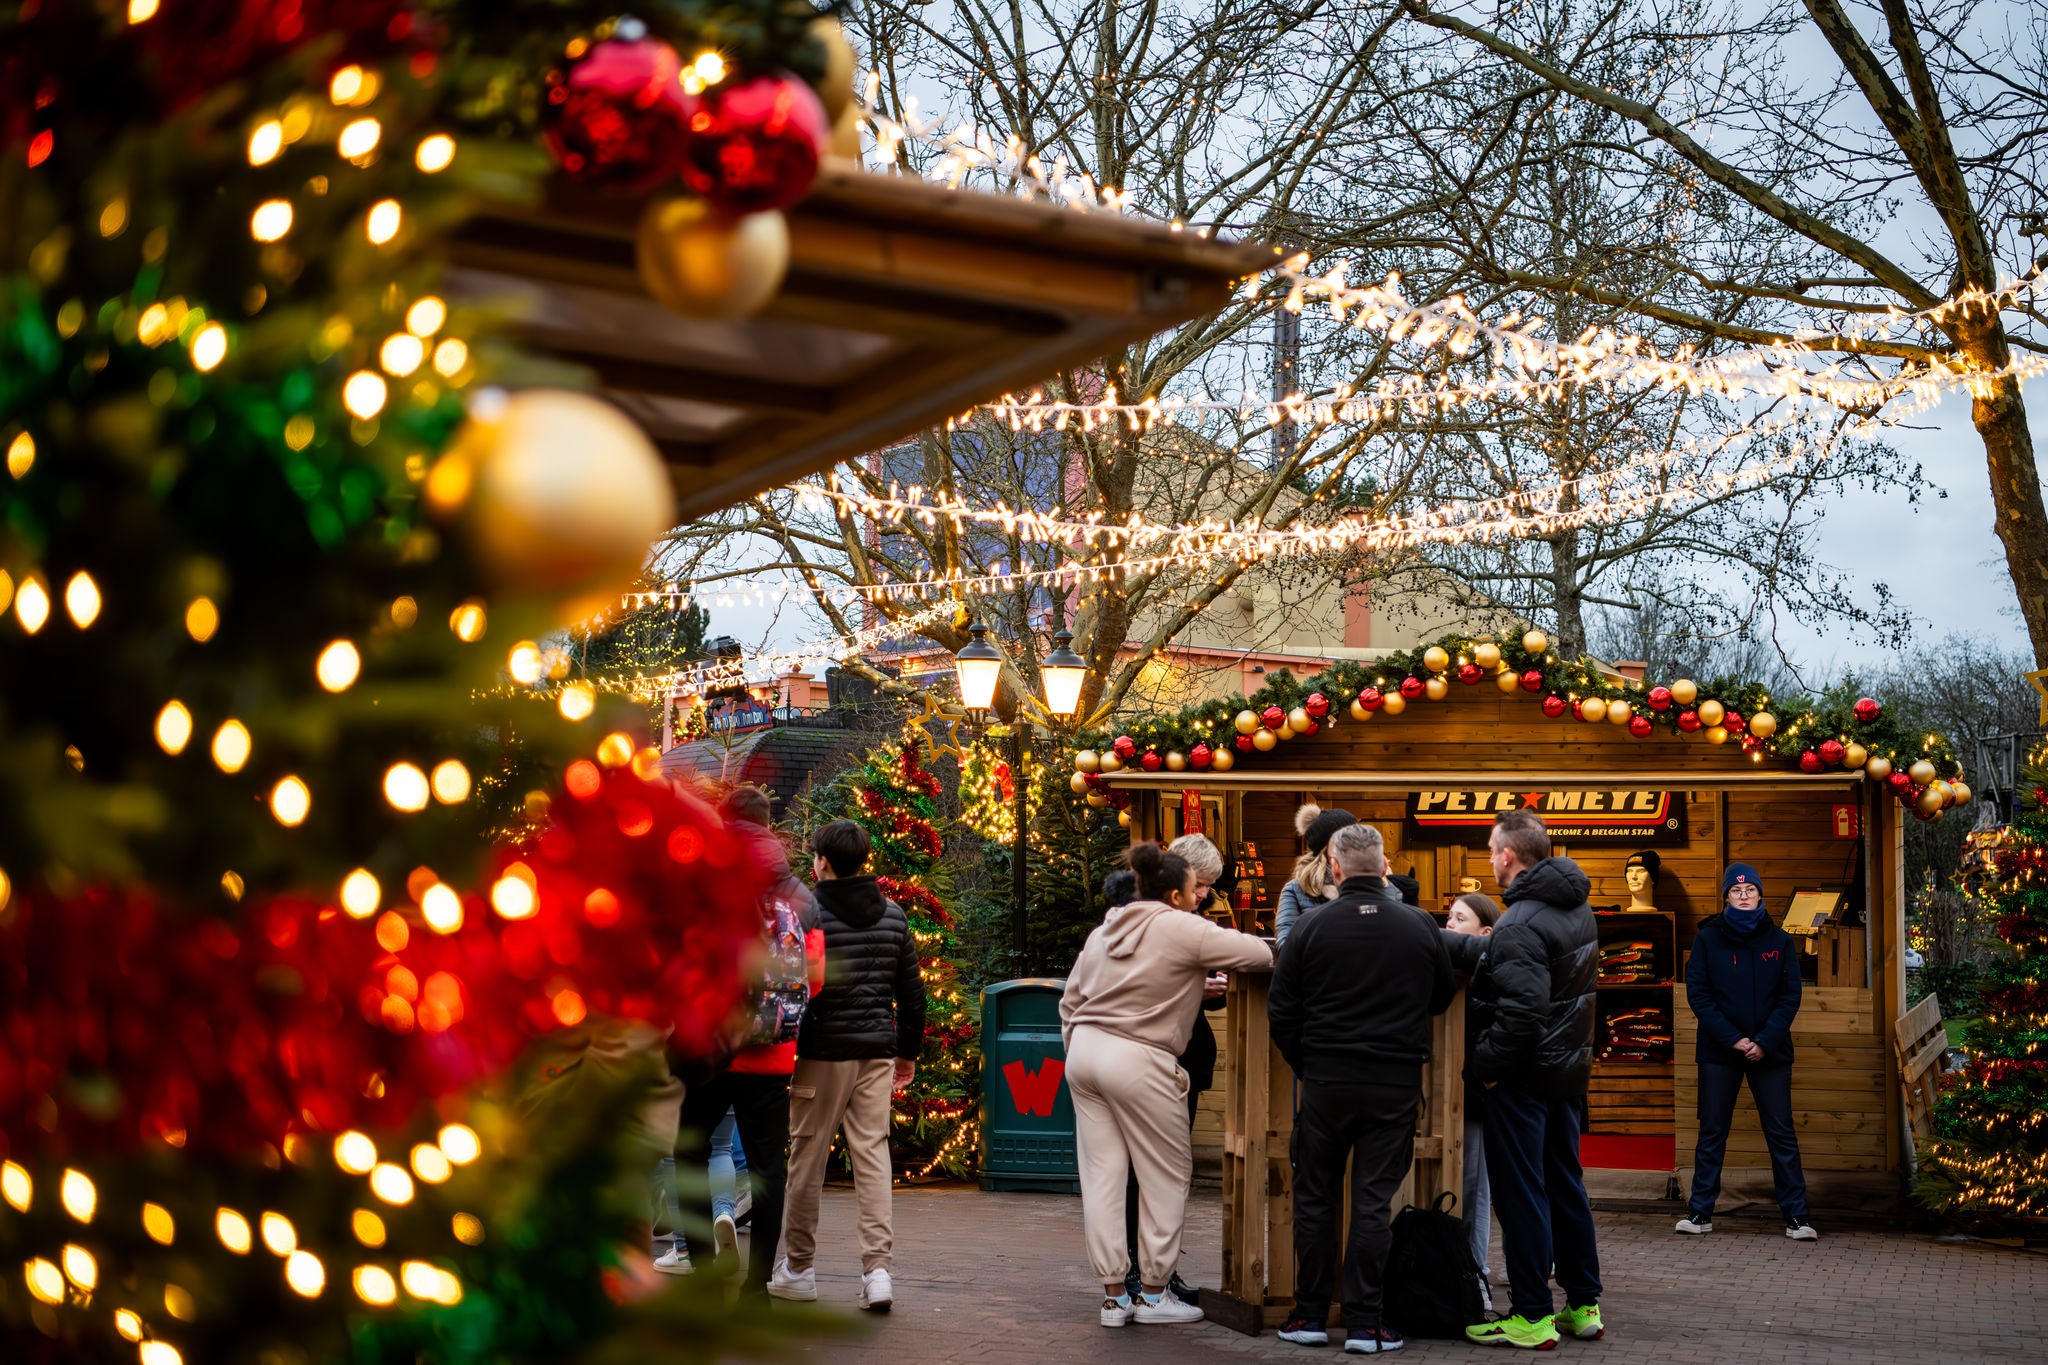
{"left": 1678, "top": 862, "right": 1817, "bottom": 1241}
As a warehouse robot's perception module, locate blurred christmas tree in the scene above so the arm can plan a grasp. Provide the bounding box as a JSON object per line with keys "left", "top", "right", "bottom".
{"left": 1917, "top": 740, "right": 2048, "bottom": 1221}
{"left": 1, "top": 1, "right": 850, "bottom": 1359}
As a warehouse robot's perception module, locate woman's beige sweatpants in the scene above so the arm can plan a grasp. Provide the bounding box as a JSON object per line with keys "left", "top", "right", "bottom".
{"left": 1066, "top": 1024, "right": 1192, "bottom": 1287}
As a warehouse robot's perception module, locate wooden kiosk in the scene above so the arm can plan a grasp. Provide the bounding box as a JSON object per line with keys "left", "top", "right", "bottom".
{"left": 1096, "top": 653, "right": 1933, "bottom": 1331}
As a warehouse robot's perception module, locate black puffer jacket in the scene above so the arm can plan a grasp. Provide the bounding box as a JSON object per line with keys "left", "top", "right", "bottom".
{"left": 1444, "top": 856, "right": 1598, "bottom": 1097}
{"left": 799, "top": 875, "right": 928, "bottom": 1062}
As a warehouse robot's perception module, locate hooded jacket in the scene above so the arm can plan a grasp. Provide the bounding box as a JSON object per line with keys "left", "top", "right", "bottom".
{"left": 1060, "top": 900, "right": 1272, "bottom": 1055}
{"left": 1269, "top": 875, "right": 1457, "bottom": 1086}
{"left": 728, "top": 822, "right": 824, "bottom": 1076}
{"left": 798, "top": 875, "right": 927, "bottom": 1062}
{"left": 1685, "top": 912, "right": 1801, "bottom": 1067}
{"left": 1443, "top": 856, "right": 1598, "bottom": 1097}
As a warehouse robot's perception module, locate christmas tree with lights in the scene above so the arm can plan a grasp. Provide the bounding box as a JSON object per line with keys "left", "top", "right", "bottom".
{"left": 827, "top": 737, "right": 981, "bottom": 1177}
{"left": 1, "top": 1, "right": 852, "bottom": 1360}
{"left": 1918, "top": 740, "right": 2048, "bottom": 1221}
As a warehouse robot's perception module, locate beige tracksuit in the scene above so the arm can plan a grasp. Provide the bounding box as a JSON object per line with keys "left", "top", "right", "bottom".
{"left": 1061, "top": 901, "right": 1272, "bottom": 1285}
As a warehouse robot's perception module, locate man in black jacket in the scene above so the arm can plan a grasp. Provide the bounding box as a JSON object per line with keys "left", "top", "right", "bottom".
{"left": 769, "top": 820, "right": 927, "bottom": 1313}
{"left": 1270, "top": 823, "right": 1456, "bottom": 1354}
{"left": 1446, "top": 808, "right": 1603, "bottom": 1350}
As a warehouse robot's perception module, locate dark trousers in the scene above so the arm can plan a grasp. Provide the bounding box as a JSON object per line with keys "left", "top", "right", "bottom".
{"left": 1125, "top": 1087, "right": 1202, "bottom": 1279}
{"left": 1483, "top": 1084, "right": 1602, "bottom": 1321}
{"left": 676, "top": 1070, "right": 792, "bottom": 1293}
{"left": 1687, "top": 1062, "right": 1810, "bottom": 1221}
{"left": 1289, "top": 1081, "right": 1420, "bottom": 1327}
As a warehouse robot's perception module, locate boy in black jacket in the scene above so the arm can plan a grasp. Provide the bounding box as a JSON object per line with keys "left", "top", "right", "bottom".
{"left": 1269, "top": 822, "right": 1456, "bottom": 1354}
{"left": 1679, "top": 863, "right": 1815, "bottom": 1240}
{"left": 769, "top": 820, "right": 928, "bottom": 1311}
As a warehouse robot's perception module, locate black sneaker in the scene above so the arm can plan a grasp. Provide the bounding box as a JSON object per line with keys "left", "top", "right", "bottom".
{"left": 1344, "top": 1325, "right": 1404, "bottom": 1354}
{"left": 1276, "top": 1314, "right": 1329, "bottom": 1346}
{"left": 1785, "top": 1217, "right": 1819, "bottom": 1241}
{"left": 1169, "top": 1273, "right": 1201, "bottom": 1306}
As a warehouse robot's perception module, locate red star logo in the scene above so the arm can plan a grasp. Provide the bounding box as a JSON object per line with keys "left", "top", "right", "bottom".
{"left": 1519, "top": 791, "right": 1546, "bottom": 811}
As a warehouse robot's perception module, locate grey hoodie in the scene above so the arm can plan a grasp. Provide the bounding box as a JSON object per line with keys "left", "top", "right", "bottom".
{"left": 1060, "top": 899, "right": 1271, "bottom": 1053}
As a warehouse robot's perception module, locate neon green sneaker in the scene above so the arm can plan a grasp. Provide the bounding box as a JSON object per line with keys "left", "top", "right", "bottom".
{"left": 1557, "top": 1304, "right": 1604, "bottom": 1340}
{"left": 1467, "top": 1314, "right": 1562, "bottom": 1349}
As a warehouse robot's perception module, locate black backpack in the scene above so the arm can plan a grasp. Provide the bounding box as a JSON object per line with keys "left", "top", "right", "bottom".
{"left": 1383, "top": 1191, "right": 1486, "bottom": 1339}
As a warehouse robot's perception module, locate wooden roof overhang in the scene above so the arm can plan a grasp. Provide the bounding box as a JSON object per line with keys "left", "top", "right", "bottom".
{"left": 1100, "top": 769, "right": 1867, "bottom": 794}
{"left": 448, "top": 166, "right": 1278, "bottom": 519}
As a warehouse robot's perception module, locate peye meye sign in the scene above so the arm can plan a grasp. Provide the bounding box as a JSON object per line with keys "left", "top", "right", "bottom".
{"left": 1405, "top": 788, "right": 1687, "bottom": 845}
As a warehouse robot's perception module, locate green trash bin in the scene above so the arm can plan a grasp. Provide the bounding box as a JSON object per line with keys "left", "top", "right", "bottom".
{"left": 979, "top": 978, "right": 1080, "bottom": 1193}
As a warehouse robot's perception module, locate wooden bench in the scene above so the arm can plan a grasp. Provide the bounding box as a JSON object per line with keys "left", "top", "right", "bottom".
{"left": 1893, "top": 994, "right": 1949, "bottom": 1174}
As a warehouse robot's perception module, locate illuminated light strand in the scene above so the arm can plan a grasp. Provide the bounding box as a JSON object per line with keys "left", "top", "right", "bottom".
{"left": 858, "top": 79, "right": 1130, "bottom": 213}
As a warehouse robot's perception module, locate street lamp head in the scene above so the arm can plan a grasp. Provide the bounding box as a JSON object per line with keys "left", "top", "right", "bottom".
{"left": 1040, "top": 629, "right": 1088, "bottom": 720}
{"left": 953, "top": 620, "right": 1004, "bottom": 714}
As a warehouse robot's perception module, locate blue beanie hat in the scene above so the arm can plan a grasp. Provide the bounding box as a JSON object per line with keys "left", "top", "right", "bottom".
{"left": 1723, "top": 863, "right": 1763, "bottom": 898}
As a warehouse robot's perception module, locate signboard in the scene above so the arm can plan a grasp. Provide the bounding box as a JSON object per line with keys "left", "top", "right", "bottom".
{"left": 1405, "top": 788, "right": 1687, "bottom": 846}
{"left": 707, "top": 697, "right": 775, "bottom": 733}
{"left": 1181, "top": 789, "right": 1205, "bottom": 835}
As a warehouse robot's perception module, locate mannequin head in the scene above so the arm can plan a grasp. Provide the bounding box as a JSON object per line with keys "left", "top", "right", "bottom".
{"left": 1624, "top": 850, "right": 1661, "bottom": 899}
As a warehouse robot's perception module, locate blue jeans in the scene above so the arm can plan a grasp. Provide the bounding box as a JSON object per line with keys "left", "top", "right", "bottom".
{"left": 1462, "top": 1114, "right": 1490, "bottom": 1290}
{"left": 1482, "top": 1084, "right": 1602, "bottom": 1321}
{"left": 1687, "top": 1063, "right": 1809, "bottom": 1221}
{"left": 654, "top": 1108, "right": 751, "bottom": 1250}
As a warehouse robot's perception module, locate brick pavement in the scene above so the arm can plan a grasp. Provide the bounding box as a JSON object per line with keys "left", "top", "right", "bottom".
{"left": 764, "top": 1184, "right": 2048, "bottom": 1364}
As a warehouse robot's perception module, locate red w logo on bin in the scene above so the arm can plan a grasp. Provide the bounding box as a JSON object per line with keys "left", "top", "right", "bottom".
{"left": 1002, "top": 1058, "right": 1066, "bottom": 1116}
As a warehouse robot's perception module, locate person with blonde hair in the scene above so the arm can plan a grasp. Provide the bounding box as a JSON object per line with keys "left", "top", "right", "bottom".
{"left": 1277, "top": 804, "right": 1358, "bottom": 944}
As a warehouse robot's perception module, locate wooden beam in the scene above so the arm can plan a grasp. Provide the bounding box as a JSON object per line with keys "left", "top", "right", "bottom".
{"left": 1102, "top": 769, "right": 1867, "bottom": 792}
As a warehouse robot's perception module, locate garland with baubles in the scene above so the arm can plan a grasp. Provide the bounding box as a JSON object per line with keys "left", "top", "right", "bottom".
{"left": 1068, "top": 630, "right": 1970, "bottom": 822}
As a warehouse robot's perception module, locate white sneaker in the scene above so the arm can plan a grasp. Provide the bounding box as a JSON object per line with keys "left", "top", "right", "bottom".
{"left": 858, "top": 1267, "right": 893, "bottom": 1312}
{"left": 766, "top": 1258, "right": 816, "bottom": 1301}
{"left": 1674, "top": 1216, "right": 1713, "bottom": 1234}
{"left": 652, "top": 1246, "right": 693, "bottom": 1276}
{"left": 732, "top": 1188, "right": 754, "bottom": 1225}
{"left": 713, "top": 1211, "right": 740, "bottom": 1263}
{"left": 1132, "top": 1292, "right": 1206, "bottom": 1325}
{"left": 1101, "top": 1295, "right": 1134, "bottom": 1327}
{"left": 1785, "top": 1218, "right": 1819, "bottom": 1241}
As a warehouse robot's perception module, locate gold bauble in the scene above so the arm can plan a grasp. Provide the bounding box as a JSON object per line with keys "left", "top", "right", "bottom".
{"left": 1423, "top": 646, "right": 1451, "bottom": 673}
{"left": 1496, "top": 666, "right": 1521, "bottom": 694}
{"left": 813, "top": 15, "right": 858, "bottom": 118}
{"left": 1253, "top": 728, "right": 1279, "bottom": 751}
{"left": 1952, "top": 780, "right": 1972, "bottom": 805}
{"left": 1474, "top": 642, "right": 1502, "bottom": 670}
{"left": 1842, "top": 742, "right": 1868, "bottom": 770}
{"left": 1915, "top": 785, "right": 1945, "bottom": 815}
{"left": 1580, "top": 697, "right": 1608, "bottom": 723}
{"left": 1087, "top": 791, "right": 1108, "bottom": 809}
{"left": 1865, "top": 755, "right": 1891, "bottom": 781}
{"left": 1350, "top": 696, "right": 1373, "bottom": 721}
{"left": 1930, "top": 779, "right": 1954, "bottom": 806}
{"left": 453, "top": 390, "right": 674, "bottom": 619}
{"left": 1424, "top": 676, "right": 1449, "bottom": 701}
{"left": 1099, "top": 752, "right": 1124, "bottom": 774}
{"left": 1276, "top": 721, "right": 1296, "bottom": 740}
{"left": 1235, "top": 709, "right": 1261, "bottom": 735}
{"left": 1165, "top": 750, "right": 1188, "bottom": 773}
{"left": 595, "top": 732, "right": 636, "bottom": 768}
{"left": 1607, "top": 700, "right": 1633, "bottom": 725}
{"left": 1670, "top": 678, "right": 1698, "bottom": 706}
{"left": 1748, "top": 711, "right": 1778, "bottom": 739}
{"left": 1909, "top": 759, "right": 1938, "bottom": 787}
{"left": 1522, "top": 629, "right": 1548, "bottom": 655}
{"left": 1288, "top": 706, "right": 1312, "bottom": 731}
{"left": 637, "top": 198, "right": 790, "bottom": 321}
{"left": 1698, "top": 699, "right": 1725, "bottom": 727}
{"left": 1706, "top": 725, "right": 1729, "bottom": 745}
{"left": 1118, "top": 809, "right": 1133, "bottom": 828}
{"left": 1075, "top": 749, "right": 1101, "bottom": 774}
{"left": 1210, "top": 747, "right": 1236, "bottom": 772}
{"left": 1070, "top": 770, "right": 1093, "bottom": 795}
{"left": 1382, "top": 691, "right": 1408, "bottom": 716}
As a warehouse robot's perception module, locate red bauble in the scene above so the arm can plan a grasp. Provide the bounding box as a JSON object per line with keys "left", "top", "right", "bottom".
{"left": 1139, "top": 750, "right": 1164, "bottom": 772}
{"left": 1235, "top": 734, "right": 1255, "bottom": 752}
{"left": 1457, "top": 662, "right": 1485, "bottom": 685}
{"left": 1261, "top": 705, "right": 1286, "bottom": 730}
{"left": 1520, "top": 669, "right": 1545, "bottom": 693}
{"left": 675, "top": 73, "right": 829, "bottom": 213}
{"left": 1629, "top": 715, "right": 1654, "bottom": 738}
{"left": 1818, "top": 739, "right": 1846, "bottom": 767}
{"left": 1190, "top": 743, "right": 1213, "bottom": 770}
{"left": 1677, "top": 709, "right": 1701, "bottom": 732}
{"left": 1300, "top": 719, "right": 1321, "bottom": 736}
{"left": 1647, "top": 686, "right": 1673, "bottom": 712}
{"left": 1853, "top": 697, "right": 1881, "bottom": 724}
{"left": 1399, "top": 676, "right": 1426, "bottom": 700}
{"left": 544, "top": 40, "right": 692, "bottom": 191}
{"left": 1542, "top": 694, "right": 1568, "bottom": 719}
{"left": 1887, "top": 770, "right": 1914, "bottom": 796}
{"left": 1360, "top": 686, "right": 1385, "bottom": 711}
{"left": 1741, "top": 734, "right": 1764, "bottom": 753}
{"left": 1724, "top": 710, "right": 1746, "bottom": 734}
{"left": 1799, "top": 749, "right": 1824, "bottom": 774}
{"left": 1113, "top": 735, "right": 1137, "bottom": 760}
{"left": 1304, "top": 692, "right": 1331, "bottom": 719}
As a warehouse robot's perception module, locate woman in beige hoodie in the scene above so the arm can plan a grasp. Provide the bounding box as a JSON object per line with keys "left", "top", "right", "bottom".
{"left": 1061, "top": 842, "right": 1274, "bottom": 1327}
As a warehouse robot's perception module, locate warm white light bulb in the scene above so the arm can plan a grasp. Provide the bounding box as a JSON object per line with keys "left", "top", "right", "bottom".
{"left": 156, "top": 700, "right": 193, "bottom": 754}
{"left": 339, "top": 869, "right": 381, "bottom": 918}
{"left": 316, "top": 639, "right": 361, "bottom": 691}
{"left": 383, "top": 762, "right": 430, "bottom": 812}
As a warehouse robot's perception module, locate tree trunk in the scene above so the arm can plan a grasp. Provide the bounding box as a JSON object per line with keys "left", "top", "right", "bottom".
{"left": 1549, "top": 530, "right": 1587, "bottom": 658}
{"left": 1970, "top": 373, "right": 2048, "bottom": 669}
